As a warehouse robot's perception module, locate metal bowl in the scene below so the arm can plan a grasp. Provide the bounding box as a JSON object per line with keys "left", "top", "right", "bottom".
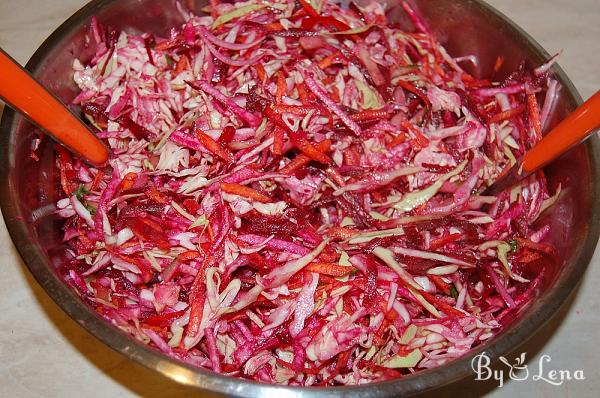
{"left": 1, "top": 0, "right": 598, "bottom": 396}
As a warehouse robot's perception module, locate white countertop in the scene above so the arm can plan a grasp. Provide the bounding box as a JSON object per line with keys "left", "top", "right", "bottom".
{"left": 0, "top": 1, "right": 598, "bottom": 397}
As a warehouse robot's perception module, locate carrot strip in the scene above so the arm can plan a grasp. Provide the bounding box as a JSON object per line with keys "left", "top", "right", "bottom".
{"left": 351, "top": 110, "right": 390, "bottom": 121}
{"left": 326, "top": 226, "right": 359, "bottom": 240}
{"left": 306, "top": 262, "right": 354, "bottom": 277}
{"left": 195, "top": 128, "right": 234, "bottom": 163}
{"left": 264, "top": 22, "right": 284, "bottom": 32}
{"left": 494, "top": 56, "right": 505, "bottom": 73}
{"left": 119, "top": 172, "right": 137, "bottom": 191}
{"left": 90, "top": 170, "right": 105, "bottom": 192}
{"left": 177, "top": 250, "right": 201, "bottom": 262}
{"left": 255, "top": 63, "right": 267, "bottom": 84}
{"left": 209, "top": 0, "right": 219, "bottom": 18}
{"left": 397, "top": 80, "right": 430, "bottom": 105}
{"left": 220, "top": 182, "right": 272, "bottom": 203}
{"left": 317, "top": 52, "right": 346, "bottom": 69}
{"left": 296, "top": 83, "right": 311, "bottom": 102}
{"left": 273, "top": 105, "right": 330, "bottom": 116}
{"left": 418, "top": 290, "right": 465, "bottom": 318}
{"left": 527, "top": 93, "right": 543, "bottom": 141}
{"left": 402, "top": 121, "right": 430, "bottom": 149}
{"left": 187, "top": 256, "right": 211, "bottom": 337}
{"left": 342, "top": 144, "right": 361, "bottom": 166}
{"left": 389, "top": 132, "right": 407, "bottom": 147}
{"left": 144, "top": 187, "right": 170, "bottom": 204}
{"left": 288, "top": 132, "right": 331, "bottom": 164}
{"left": 514, "top": 237, "right": 555, "bottom": 255}
{"left": 276, "top": 72, "right": 286, "bottom": 104}
{"left": 280, "top": 154, "right": 309, "bottom": 175}
{"left": 517, "top": 250, "right": 543, "bottom": 264}
{"left": 154, "top": 39, "right": 178, "bottom": 51}
{"left": 280, "top": 139, "right": 332, "bottom": 173}
{"left": 429, "top": 275, "right": 451, "bottom": 295}
{"left": 57, "top": 146, "right": 75, "bottom": 195}
{"left": 429, "top": 233, "right": 462, "bottom": 250}
{"left": 490, "top": 104, "right": 526, "bottom": 124}
{"left": 273, "top": 127, "right": 285, "bottom": 156}
{"left": 175, "top": 54, "right": 189, "bottom": 74}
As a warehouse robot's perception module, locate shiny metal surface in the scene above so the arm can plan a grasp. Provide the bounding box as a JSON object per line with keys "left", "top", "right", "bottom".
{"left": 0, "top": 1, "right": 598, "bottom": 397}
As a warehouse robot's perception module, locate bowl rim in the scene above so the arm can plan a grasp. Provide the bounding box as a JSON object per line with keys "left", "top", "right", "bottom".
{"left": 1, "top": 0, "right": 599, "bottom": 397}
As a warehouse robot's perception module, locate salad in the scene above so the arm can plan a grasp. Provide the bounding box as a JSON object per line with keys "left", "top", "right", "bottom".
{"left": 54, "top": 0, "right": 561, "bottom": 386}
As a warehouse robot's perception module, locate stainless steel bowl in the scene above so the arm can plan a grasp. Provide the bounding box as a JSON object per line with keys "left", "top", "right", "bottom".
{"left": 1, "top": 1, "right": 598, "bottom": 396}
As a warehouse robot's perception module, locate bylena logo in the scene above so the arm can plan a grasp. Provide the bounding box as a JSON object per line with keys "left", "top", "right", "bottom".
{"left": 471, "top": 352, "right": 585, "bottom": 388}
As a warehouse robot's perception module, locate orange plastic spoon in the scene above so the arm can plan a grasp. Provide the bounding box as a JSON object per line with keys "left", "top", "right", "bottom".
{"left": 0, "top": 48, "right": 109, "bottom": 167}
{"left": 486, "top": 90, "right": 600, "bottom": 195}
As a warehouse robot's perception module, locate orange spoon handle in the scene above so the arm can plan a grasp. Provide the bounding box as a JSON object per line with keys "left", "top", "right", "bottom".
{"left": 0, "top": 48, "right": 109, "bottom": 167}
{"left": 522, "top": 90, "right": 600, "bottom": 173}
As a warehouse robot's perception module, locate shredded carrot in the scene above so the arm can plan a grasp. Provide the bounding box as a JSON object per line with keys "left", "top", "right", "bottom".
{"left": 153, "top": 40, "right": 177, "bottom": 51}
{"left": 57, "top": 146, "right": 75, "bottom": 196}
{"left": 209, "top": 0, "right": 219, "bottom": 19}
{"left": 187, "top": 250, "right": 214, "bottom": 336}
{"left": 351, "top": 110, "right": 390, "bottom": 121}
{"left": 280, "top": 154, "right": 309, "bottom": 175}
{"left": 276, "top": 72, "right": 286, "bottom": 104}
{"left": 326, "top": 226, "right": 359, "bottom": 240}
{"left": 90, "top": 170, "right": 105, "bottom": 192}
{"left": 273, "top": 105, "right": 330, "bottom": 116}
{"left": 527, "top": 93, "right": 543, "bottom": 141}
{"left": 187, "top": 277, "right": 207, "bottom": 337}
{"left": 329, "top": 85, "right": 341, "bottom": 103}
{"left": 317, "top": 52, "right": 345, "bottom": 69}
{"left": 220, "top": 182, "right": 272, "bottom": 203}
{"left": 419, "top": 290, "right": 465, "bottom": 318}
{"left": 255, "top": 63, "right": 267, "bottom": 84}
{"left": 119, "top": 172, "right": 137, "bottom": 191}
{"left": 289, "top": 132, "right": 332, "bottom": 164}
{"left": 195, "top": 128, "right": 234, "bottom": 163}
{"left": 429, "top": 275, "right": 451, "bottom": 295}
{"left": 490, "top": 104, "right": 526, "bottom": 124}
{"left": 272, "top": 127, "right": 285, "bottom": 156}
{"left": 175, "top": 54, "right": 189, "bottom": 74}
{"left": 429, "top": 233, "right": 462, "bottom": 250}
{"left": 397, "top": 80, "right": 429, "bottom": 105}
{"left": 177, "top": 250, "right": 201, "bottom": 262}
{"left": 144, "top": 187, "right": 170, "bottom": 204}
{"left": 514, "top": 237, "right": 555, "bottom": 255}
{"left": 296, "top": 83, "right": 309, "bottom": 104}
{"left": 264, "top": 22, "right": 284, "bottom": 32}
{"left": 281, "top": 139, "right": 332, "bottom": 173}
{"left": 390, "top": 132, "right": 407, "bottom": 147}
{"left": 494, "top": 56, "right": 505, "bottom": 73}
{"left": 411, "top": 131, "right": 430, "bottom": 150}
{"left": 306, "top": 262, "right": 354, "bottom": 277}
{"left": 517, "top": 250, "right": 543, "bottom": 264}
{"left": 343, "top": 145, "right": 361, "bottom": 166}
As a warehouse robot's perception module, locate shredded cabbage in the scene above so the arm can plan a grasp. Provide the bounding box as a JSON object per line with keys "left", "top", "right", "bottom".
{"left": 55, "top": 0, "right": 559, "bottom": 386}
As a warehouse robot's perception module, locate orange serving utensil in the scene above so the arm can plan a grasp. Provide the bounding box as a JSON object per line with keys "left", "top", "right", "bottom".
{"left": 0, "top": 48, "right": 109, "bottom": 167}
{"left": 485, "top": 90, "right": 600, "bottom": 195}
